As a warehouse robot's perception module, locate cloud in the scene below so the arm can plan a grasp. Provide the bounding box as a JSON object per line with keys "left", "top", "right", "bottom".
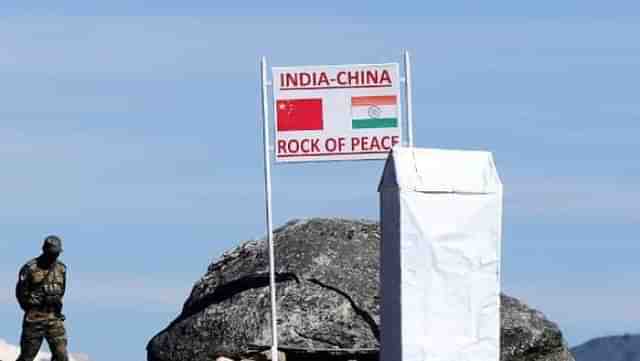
{"left": 66, "top": 274, "right": 190, "bottom": 310}
{"left": 505, "top": 175, "right": 640, "bottom": 223}
{"left": 0, "top": 338, "right": 89, "bottom": 361}
{"left": 0, "top": 273, "right": 190, "bottom": 311}
{"left": 0, "top": 294, "right": 11, "bottom": 306}
{"left": 508, "top": 283, "right": 640, "bottom": 324}
{"left": 0, "top": 15, "right": 638, "bottom": 229}
{"left": 0, "top": 16, "right": 384, "bottom": 77}
{"left": 0, "top": 128, "right": 263, "bottom": 225}
{"left": 505, "top": 269, "right": 640, "bottom": 345}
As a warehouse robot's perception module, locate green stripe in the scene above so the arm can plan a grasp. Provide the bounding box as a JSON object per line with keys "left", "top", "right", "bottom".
{"left": 352, "top": 118, "right": 398, "bottom": 129}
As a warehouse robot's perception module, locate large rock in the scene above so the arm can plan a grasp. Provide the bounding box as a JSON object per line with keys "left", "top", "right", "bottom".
{"left": 147, "top": 218, "right": 574, "bottom": 361}
{"left": 501, "top": 295, "right": 575, "bottom": 361}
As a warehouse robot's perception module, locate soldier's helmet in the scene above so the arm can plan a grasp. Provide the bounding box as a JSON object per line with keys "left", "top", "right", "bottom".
{"left": 43, "top": 235, "right": 63, "bottom": 254}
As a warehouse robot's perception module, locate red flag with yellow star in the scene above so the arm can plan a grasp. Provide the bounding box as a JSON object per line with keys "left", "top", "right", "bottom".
{"left": 276, "top": 98, "right": 323, "bottom": 131}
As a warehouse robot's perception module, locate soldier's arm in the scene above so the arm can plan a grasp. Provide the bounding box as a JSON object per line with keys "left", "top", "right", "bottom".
{"left": 49, "top": 263, "right": 67, "bottom": 316}
{"left": 58, "top": 264, "right": 66, "bottom": 313}
{"left": 15, "top": 265, "right": 38, "bottom": 311}
{"left": 61, "top": 264, "right": 66, "bottom": 297}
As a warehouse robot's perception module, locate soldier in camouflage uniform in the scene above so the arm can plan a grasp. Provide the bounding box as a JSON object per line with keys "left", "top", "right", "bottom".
{"left": 15, "top": 236, "right": 69, "bottom": 361}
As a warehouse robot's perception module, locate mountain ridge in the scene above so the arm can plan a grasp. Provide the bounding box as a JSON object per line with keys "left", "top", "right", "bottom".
{"left": 571, "top": 334, "right": 640, "bottom": 361}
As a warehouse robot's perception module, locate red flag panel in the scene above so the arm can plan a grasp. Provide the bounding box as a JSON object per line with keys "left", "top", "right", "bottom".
{"left": 276, "top": 98, "right": 323, "bottom": 131}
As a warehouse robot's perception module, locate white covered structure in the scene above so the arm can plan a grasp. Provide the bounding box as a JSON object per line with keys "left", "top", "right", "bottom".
{"left": 379, "top": 147, "right": 503, "bottom": 361}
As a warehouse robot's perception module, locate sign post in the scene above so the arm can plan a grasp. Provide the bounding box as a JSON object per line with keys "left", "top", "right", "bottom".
{"left": 260, "top": 56, "right": 279, "bottom": 361}
{"left": 403, "top": 50, "right": 414, "bottom": 147}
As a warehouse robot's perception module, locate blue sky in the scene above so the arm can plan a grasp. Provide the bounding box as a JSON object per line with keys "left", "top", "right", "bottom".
{"left": 1, "top": 2, "right": 639, "bottom": 360}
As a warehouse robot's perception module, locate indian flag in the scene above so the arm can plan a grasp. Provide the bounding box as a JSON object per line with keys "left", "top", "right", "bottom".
{"left": 351, "top": 95, "right": 398, "bottom": 129}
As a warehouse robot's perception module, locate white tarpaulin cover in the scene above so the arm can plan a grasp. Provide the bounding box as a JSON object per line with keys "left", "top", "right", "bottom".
{"left": 379, "top": 147, "right": 502, "bottom": 361}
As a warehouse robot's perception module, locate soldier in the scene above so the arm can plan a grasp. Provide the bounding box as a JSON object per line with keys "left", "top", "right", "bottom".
{"left": 15, "top": 235, "right": 69, "bottom": 361}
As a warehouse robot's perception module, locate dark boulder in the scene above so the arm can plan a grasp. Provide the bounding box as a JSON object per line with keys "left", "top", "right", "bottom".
{"left": 501, "top": 294, "right": 575, "bottom": 361}
{"left": 147, "top": 218, "right": 573, "bottom": 361}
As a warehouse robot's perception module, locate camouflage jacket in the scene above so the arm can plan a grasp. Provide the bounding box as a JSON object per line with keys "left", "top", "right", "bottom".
{"left": 16, "top": 257, "right": 67, "bottom": 313}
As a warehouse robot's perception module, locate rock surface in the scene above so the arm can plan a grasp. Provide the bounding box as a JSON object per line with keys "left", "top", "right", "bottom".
{"left": 501, "top": 295, "right": 575, "bottom": 361}
{"left": 147, "top": 218, "right": 574, "bottom": 361}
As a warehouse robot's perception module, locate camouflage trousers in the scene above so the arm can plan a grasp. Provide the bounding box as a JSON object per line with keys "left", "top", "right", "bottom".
{"left": 16, "top": 312, "right": 68, "bottom": 361}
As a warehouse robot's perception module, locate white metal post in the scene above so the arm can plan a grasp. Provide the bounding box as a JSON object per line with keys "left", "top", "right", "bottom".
{"left": 403, "top": 50, "right": 415, "bottom": 147}
{"left": 260, "top": 56, "right": 279, "bottom": 361}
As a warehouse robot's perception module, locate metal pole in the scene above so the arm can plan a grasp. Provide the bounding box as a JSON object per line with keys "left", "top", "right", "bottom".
{"left": 260, "top": 56, "right": 279, "bottom": 361}
{"left": 403, "top": 50, "right": 414, "bottom": 147}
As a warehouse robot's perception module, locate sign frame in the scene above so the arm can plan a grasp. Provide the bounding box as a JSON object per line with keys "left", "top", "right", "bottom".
{"left": 258, "top": 52, "right": 415, "bottom": 361}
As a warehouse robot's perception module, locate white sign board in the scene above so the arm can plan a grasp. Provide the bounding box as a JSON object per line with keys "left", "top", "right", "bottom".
{"left": 272, "top": 63, "right": 402, "bottom": 162}
{"left": 379, "top": 147, "right": 503, "bottom": 361}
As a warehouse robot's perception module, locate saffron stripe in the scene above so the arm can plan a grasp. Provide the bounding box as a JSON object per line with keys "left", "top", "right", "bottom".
{"left": 352, "top": 118, "right": 398, "bottom": 129}
{"left": 351, "top": 95, "right": 397, "bottom": 106}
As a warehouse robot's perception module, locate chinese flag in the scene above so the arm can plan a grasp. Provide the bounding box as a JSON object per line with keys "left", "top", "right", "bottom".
{"left": 276, "top": 98, "right": 323, "bottom": 131}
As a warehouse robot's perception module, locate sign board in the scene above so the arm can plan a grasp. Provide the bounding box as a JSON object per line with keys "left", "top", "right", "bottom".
{"left": 272, "top": 63, "right": 402, "bottom": 162}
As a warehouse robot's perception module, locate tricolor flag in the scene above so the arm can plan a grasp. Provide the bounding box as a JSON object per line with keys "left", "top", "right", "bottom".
{"left": 351, "top": 95, "right": 398, "bottom": 129}
{"left": 276, "top": 98, "right": 324, "bottom": 131}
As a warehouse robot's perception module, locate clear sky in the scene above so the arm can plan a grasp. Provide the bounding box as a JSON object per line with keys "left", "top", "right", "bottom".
{"left": 1, "top": 2, "right": 639, "bottom": 361}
